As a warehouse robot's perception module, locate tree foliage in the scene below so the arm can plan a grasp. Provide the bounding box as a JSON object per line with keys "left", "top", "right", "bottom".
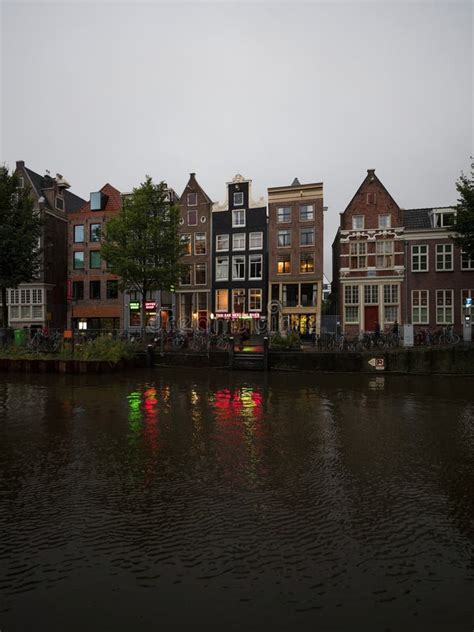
{"left": 452, "top": 159, "right": 474, "bottom": 257}
{"left": 101, "top": 176, "right": 184, "bottom": 334}
{"left": 0, "top": 166, "right": 43, "bottom": 327}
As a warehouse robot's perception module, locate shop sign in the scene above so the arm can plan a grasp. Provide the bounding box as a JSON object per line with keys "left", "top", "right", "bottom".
{"left": 218, "top": 312, "right": 260, "bottom": 320}
{"left": 129, "top": 302, "right": 140, "bottom": 310}
{"left": 145, "top": 301, "right": 156, "bottom": 310}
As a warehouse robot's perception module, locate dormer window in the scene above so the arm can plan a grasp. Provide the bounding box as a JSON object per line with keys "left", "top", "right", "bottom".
{"left": 56, "top": 195, "right": 64, "bottom": 211}
{"left": 352, "top": 215, "right": 364, "bottom": 230}
{"left": 378, "top": 214, "right": 391, "bottom": 229}
{"left": 233, "top": 192, "right": 244, "bottom": 206}
{"left": 187, "top": 192, "right": 197, "bottom": 206}
{"left": 431, "top": 209, "right": 456, "bottom": 228}
{"left": 90, "top": 191, "right": 106, "bottom": 211}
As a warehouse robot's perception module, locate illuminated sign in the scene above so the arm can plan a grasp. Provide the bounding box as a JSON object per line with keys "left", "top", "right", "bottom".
{"left": 145, "top": 301, "right": 156, "bottom": 310}
{"left": 466, "top": 297, "right": 472, "bottom": 307}
{"left": 129, "top": 302, "right": 140, "bottom": 310}
{"left": 217, "top": 312, "right": 260, "bottom": 320}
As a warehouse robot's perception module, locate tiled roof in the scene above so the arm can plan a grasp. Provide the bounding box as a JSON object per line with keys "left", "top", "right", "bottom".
{"left": 403, "top": 208, "right": 432, "bottom": 229}
{"left": 65, "top": 190, "right": 87, "bottom": 213}
{"left": 75, "top": 183, "right": 122, "bottom": 214}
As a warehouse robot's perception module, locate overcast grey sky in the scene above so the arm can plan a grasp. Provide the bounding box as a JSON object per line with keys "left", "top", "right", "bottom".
{"left": 1, "top": 1, "right": 472, "bottom": 278}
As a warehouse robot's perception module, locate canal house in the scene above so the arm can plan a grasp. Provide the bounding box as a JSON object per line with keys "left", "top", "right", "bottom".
{"left": 211, "top": 175, "right": 268, "bottom": 333}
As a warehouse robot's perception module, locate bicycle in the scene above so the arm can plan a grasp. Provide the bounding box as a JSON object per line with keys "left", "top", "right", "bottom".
{"left": 437, "top": 325, "right": 460, "bottom": 345}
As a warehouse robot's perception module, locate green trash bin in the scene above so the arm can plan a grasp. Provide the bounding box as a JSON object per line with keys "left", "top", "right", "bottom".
{"left": 14, "top": 329, "right": 27, "bottom": 346}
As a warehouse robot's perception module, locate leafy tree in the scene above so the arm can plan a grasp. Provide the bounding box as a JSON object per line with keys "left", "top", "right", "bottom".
{"left": 0, "top": 166, "right": 42, "bottom": 329}
{"left": 101, "top": 176, "right": 184, "bottom": 340}
{"left": 452, "top": 159, "right": 474, "bottom": 257}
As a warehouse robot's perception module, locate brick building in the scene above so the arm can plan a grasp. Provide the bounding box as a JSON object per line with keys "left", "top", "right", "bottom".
{"left": 267, "top": 178, "right": 324, "bottom": 336}
{"left": 176, "top": 173, "right": 213, "bottom": 330}
{"left": 4, "top": 161, "right": 85, "bottom": 331}
{"left": 68, "top": 184, "right": 123, "bottom": 331}
{"left": 211, "top": 174, "right": 267, "bottom": 333}
{"left": 332, "top": 169, "right": 405, "bottom": 335}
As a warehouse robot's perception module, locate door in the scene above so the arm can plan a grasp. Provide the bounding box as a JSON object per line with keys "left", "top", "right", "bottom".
{"left": 364, "top": 306, "right": 379, "bottom": 332}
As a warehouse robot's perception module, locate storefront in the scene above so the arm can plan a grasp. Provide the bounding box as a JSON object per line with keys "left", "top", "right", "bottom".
{"left": 213, "top": 312, "right": 266, "bottom": 334}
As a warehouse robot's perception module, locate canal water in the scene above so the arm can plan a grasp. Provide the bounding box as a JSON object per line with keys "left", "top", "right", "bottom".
{"left": 0, "top": 370, "right": 472, "bottom": 631}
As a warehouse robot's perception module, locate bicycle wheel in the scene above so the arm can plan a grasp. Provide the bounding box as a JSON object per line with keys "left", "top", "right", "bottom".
{"left": 450, "top": 333, "right": 460, "bottom": 345}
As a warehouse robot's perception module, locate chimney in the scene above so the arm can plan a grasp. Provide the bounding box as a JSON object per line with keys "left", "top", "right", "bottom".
{"left": 367, "top": 169, "right": 375, "bottom": 176}
{"left": 190, "top": 172, "right": 196, "bottom": 178}
{"left": 16, "top": 160, "right": 25, "bottom": 169}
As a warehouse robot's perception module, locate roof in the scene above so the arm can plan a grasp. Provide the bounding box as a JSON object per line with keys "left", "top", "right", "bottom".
{"left": 75, "top": 183, "right": 122, "bottom": 214}
{"left": 179, "top": 173, "right": 213, "bottom": 205}
{"left": 342, "top": 169, "right": 400, "bottom": 215}
{"left": 23, "top": 165, "right": 86, "bottom": 211}
{"left": 65, "top": 190, "right": 87, "bottom": 213}
{"left": 403, "top": 208, "right": 432, "bottom": 229}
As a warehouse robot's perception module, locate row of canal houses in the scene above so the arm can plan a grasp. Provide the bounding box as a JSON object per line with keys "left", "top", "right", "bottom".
{"left": 4, "top": 161, "right": 473, "bottom": 338}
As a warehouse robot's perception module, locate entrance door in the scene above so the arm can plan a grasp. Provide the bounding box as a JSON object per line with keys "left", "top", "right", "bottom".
{"left": 364, "top": 306, "right": 379, "bottom": 332}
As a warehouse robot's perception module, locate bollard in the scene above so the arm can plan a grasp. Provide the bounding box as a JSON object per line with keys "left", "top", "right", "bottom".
{"left": 146, "top": 344, "right": 154, "bottom": 368}
{"left": 229, "top": 336, "right": 234, "bottom": 370}
{"left": 263, "top": 336, "right": 269, "bottom": 371}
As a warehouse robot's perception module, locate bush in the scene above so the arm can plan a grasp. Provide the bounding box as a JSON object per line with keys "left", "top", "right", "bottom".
{"left": 66, "top": 336, "right": 141, "bottom": 362}
{"left": 270, "top": 331, "right": 301, "bottom": 350}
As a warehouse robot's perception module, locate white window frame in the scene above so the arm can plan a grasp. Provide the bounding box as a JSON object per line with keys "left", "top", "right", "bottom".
{"left": 436, "top": 289, "right": 454, "bottom": 324}
{"left": 232, "top": 255, "right": 246, "bottom": 281}
{"left": 216, "top": 234, "right": 229, "bottom": 252}
{"left": 378, "top": 214, "right": 391, "bottom": 229}
{"left": 352, "top": 215, "right": 364, "bottom": 230}
{"left": 194, "top": 232, "right": 206, "bottom": 255}
{"left": 461, "top": 251, "right": 474, "bottom": 270}
{"left": 412, "top": 244, "right": 428, "bottom": 272}
{"left": 232, "top": 209, "right": 246, "bottom": 227}
{"left": 249, "top": 288, "right": 262, "bottom": 312}
{"left": 232, "top": 233, "right": 246, "bottom": 251}
{"left": 344, "top": 285, "right": 359, "bottom": 323}
{"left": 215, "top": 256, "right": 229, "bottom": 281}
{"left": 249, "top": 254, "right": 263, "bottom": 280}
{"left": 364, "top": 285, "right": 378, "bottom": 305}
{"left": 412, "top": 290, "right": 429, "bottom": 324}
{"left": 436, "top": 244, "right": 453, "bottom": 271}
{"left": 249, "top": 231, "right": 263, "bottom": 250}
{"left": 233, "top": 192, "right": 244, "bottom": 206}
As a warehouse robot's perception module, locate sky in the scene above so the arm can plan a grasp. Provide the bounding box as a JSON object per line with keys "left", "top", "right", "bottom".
{"left": 1, "top": 0, "right": 472, "bottom": 279}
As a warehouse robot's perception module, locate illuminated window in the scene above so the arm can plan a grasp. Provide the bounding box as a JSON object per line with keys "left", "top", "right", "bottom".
{"left": 180, "top": 233, "right": 191, "bottom": 256}
{"left": 195, "top": 232, "right": 206, "bottom": 255}
{"left": 249, "top": 289, "right": 262, "bottom": 311}
{"left": 277, "top": 253, "right": 291, "bottom": 274}
{"left": 300, "top": 253, "right": 314, "bottom": 273}
{"left": 216, "top": 289, "right": 228, "bottom": 312}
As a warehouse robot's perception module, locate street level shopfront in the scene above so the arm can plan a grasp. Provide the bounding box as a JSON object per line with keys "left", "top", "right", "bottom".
{"left": 213, "top": 311, "right": 266, "bottom": 334}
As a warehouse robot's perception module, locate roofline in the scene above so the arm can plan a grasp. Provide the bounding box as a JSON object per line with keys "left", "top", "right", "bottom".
{"left": 268, "top": 182, "right": 323, "bottom": 192}
{"left": 342, "top": 170, "right": 400, "bottom": 214}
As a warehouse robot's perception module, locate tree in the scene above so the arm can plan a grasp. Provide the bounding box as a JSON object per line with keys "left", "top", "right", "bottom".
{"left": 0, "top": 166, "right": 42, "bottom": 329}
{"left": 101, "top": 176, "right": 184, "bottom": 340}
{"left": 452, "top": 159, "right": 474, "bottom": 257}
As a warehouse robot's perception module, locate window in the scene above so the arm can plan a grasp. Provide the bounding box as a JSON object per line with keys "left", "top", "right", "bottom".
{"left": 277, "top": 207, "right": 291, "bottom": 223}
{"left": 350, "top": 242, "right": 367, "bottom": 269}
{"left": 301, "top": 284, "right": 316, "bottom": 307}
{"left": 249, "top": 289, "right": 262, "bottom": 311}
{"left": 10, "top": 289, "right": 19, "bottom": 304}
{"left": 232, "top": 209, "right": 245, "bottom": 227}
{"left": 90, "top": 223, "right": 101, "bottom": 242}
{"left": 194, "top": 233, "right": 206, "bottom": 255}
{"left": 72, "top": 281, "right": 84, "bottom": 300}
{"left": 106, "top": 280, "right": 118, "bottom": 299}
{"left": 282, "top": 284, "right": 298, "bottom": 307}
{"left": 412, "top": 245, "right": 428, "bottom": 272}
{"left": 461, "top": 251, "right": 474, "bottom": 270}
{"left": 352, "top": 215, "right": 364, "bottom": 230}
{"left": 300, "top": 228, "right": 314, "bottom": 246}
{"left": 300, "top": 253, "right": 314, "bottom": 273}
{"left": 90, "top": 192, "right": 103, "bottom": 211}
{"left": 376, "top": 240, "right": 393, "bottom": 268}
{"left": 232, "top": 256, "right": 245, "bottom": 280}
{"left": 187, "top": 192, "right": 197, "bottom": 206}
{"left": 345, "top": 285, "right": 359, "bottom": 323}
{"left": 249, "top": 255, "right": 262, "bottom": 279}
{"left": 232, "top": 289, "right": 246, "bottom": 313}
{"left": 195, "top": 263, "right": 206, "bottom": 285}
{"left": 378, "top": 214, "right": 391, "bottom": 229}
{"left": 433, "top": 211, "right": 456, "bottom": 228}
{"left": 180, "top": 265, "right": 192, "bottom": 285}
{"left": 216, "top": 257, "right": 229, "bottom": 281}
{"left": 216, "top": 234, "right": 229, "bottom": 251}
{"left": 367, "top": 193, "right": 377, "bottom": 205}
{"left": 412, "top": 290, "right": 429, "bottom": 324}
{"left": 74, "top": 225, "right": 84, "bottom": 243}
{"left": 232, "top": 233, "right": 246, "bottom": 250}
{"left": 32, "top": 289, "right": 43, "bottom": 304}
{"left": 20, "top": 289, "right": 31, "bottom": 304}
{"left": 233, "top": 192, "right": 244, "bottom": 206}
{"left": 73, "top": 251, "right": 84, "bottom": 269}
{"left": 436, "top": 289, "right": 453, "bottom": 324}
{"left": 364, "top": 285, "right": 378, "bottom": 304}
{"left": 249, "top": 232, "right": 263, "bottom": 249}
{"left": 299, "top": 205, "right": 314, "bottom": 221}
{"left": 216, "top": 289, "right": 228, "bottom": 312}
{"left": 56, "top": 195, "right": 64, "bottom": 211}
{"left": 180, "top": 233, "right": 191, "bottom": 256}
{"left": 436, "top": 244, "right": 453, "bottom": 271}
{"left": 278, "top": 230, "right": 291, "bottom": 247}
{"left": 383, "top": 284, "right": 398, "bottom": 323}
{"left": 18, "top": 176, "right": 24, "bottom": 189}
{"left": 90, "top": 251, "right": 101, "bottom": 269}
{"left": 277, "top": 253, "right": 291, "bottom": 274}
{"left": 90, "top": 280, "right": 101, "bottom": 299}
{"left": 187, "top": 210, "right": 197, "bottom": 226}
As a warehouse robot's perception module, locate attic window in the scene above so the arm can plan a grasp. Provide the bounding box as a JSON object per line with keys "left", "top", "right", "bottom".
{"left": 431, "top": 210, "right": 456, "bottom": 228}
{"left": 233, "top": 192, "right": 244, "bottom": 206}
{"left": 18, "top": 176, "right": 24, "bottom": 189}
{"left": 187, "top": 193, "right": 197, "bottom": 206}
{"left": 367, "top": 193, "right": 377, "bottom": 205}
{"left": 56, "top": 195, "right": 64, "bottom": 211}
{"left": 90, "top": 192, "right": 104, "bottom": 211}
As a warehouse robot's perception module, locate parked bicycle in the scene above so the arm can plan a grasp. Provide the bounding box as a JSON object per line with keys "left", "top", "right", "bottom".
{"left": 27, "top": 329, "right": 61, "bottom": 354}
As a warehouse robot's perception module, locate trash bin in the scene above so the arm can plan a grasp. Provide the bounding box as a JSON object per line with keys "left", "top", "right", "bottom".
{"left": 14, "top": 329, "right": 26, "bottom": 346}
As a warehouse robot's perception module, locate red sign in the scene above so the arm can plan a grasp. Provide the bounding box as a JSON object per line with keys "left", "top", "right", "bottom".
{"left": 145, "top": 301, "right": 156, "bottom": 310}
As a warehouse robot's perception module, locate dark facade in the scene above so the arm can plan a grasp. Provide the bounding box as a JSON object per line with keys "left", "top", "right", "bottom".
{"left": 211, "top": 175, "right": 268, "bottom": 333}
{"left": 7, "top": 161, "right": 85, "bottom": 331}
